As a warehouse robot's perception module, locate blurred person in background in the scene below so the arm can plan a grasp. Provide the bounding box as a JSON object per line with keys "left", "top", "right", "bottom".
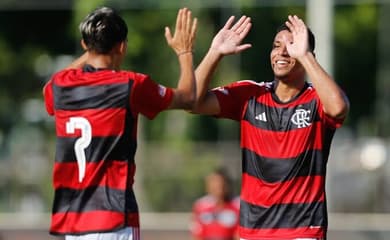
{"left": 43, "top": 6, "right": 197, "bottom": 240}
{"left": 191, "top": 15, "right": 349, "bottom": 240}
{"left": 190, "top": 168, "right": 240, "bottom": 240}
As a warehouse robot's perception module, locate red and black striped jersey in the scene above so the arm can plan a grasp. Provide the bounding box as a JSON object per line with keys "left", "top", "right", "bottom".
{"left": 191, "top": 196, "right": 240, "bottom": 240}
{"left": 212, "top": 80, "right": 344, "bottom": 240}
{"left": 43, "top": 65, "right": 173, "bottom": 235}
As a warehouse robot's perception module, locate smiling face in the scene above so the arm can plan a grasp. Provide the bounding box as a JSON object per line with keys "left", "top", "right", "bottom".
{"left": 270, "top": 30, "right": 304, "bottom": 81}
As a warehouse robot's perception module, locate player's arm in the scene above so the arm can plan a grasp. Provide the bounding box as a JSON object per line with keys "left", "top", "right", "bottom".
{"left": 65, "top": 52, "right": 88, "bottom": 69}
{"left": 191, "top": 16, "right": 252, "bottom": 115}
{"left": 284, "top": 15, "right": 349, "bottom": 119}
{"left": 43, "top": 80, "right": 54, "bottom": 116}
{"left": 164, "top": 8, "right": 197, "bottom": 110}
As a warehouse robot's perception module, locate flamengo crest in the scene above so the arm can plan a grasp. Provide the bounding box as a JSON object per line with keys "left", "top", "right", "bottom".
{"left": 291, "top": 109, "right": 311, "bottom": 128}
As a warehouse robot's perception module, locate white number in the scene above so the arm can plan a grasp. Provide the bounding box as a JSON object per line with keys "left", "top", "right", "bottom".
{"left": 66, "top": 117, "right": 92, "bottom": 183}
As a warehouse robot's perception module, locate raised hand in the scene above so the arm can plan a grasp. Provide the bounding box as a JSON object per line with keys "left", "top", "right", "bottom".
{"left": 210, "top": 15, "right": 252, "bottom": 56}
{"left": 283, "top": 15, "right": 310, "bottom": 59}
{"left": 165, "top": 8, "right": 197, "bottom": 56}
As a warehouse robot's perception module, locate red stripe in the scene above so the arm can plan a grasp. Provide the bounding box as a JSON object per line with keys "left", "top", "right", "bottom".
{"left": 239, "top": 225, "right": 324, "bottom": 239}
{"left": 51, "top": 211, "right": 139, "bottom": 234}
{"left": 55, "top": 109, "right": 126, "bottom": 137}
{"left": 241, "top": 120, "right": 323, "bottom": 158}
{"left": 241, "top": 173, "right": 324, "bottom": 206}
{"left": 54, "top": 69, "right": 133, "bottom": 86}
{"left": 53, "top": 161, "right": 134, "bottom": 189}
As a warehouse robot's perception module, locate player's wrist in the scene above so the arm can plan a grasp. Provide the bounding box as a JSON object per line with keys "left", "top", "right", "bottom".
{"left": 296, "top": 51, "right": 315, "bottom": 65}
{"left": 177, "top": 50, "right": 193, "bottom": 56}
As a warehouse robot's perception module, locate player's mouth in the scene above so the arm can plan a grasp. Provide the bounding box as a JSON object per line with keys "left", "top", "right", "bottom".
{"left": 275, "top": 59, "right": 290, "bottom": 67}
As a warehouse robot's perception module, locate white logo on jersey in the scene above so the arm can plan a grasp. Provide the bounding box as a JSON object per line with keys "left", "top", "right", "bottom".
{"left": 158, "top": 85, "right": 167, "bottom": 97}
{"left": 255, "top": 112, "right": 267, "bottom": 122}
{"left": 214, "top": 87, "right": 229, "bottom": 95}
{"left": 291, "top": 109, "right": 311, "bottom": 128}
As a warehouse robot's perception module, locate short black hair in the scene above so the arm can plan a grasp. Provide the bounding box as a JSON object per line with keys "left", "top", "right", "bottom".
{"left": 79, "top": 7, "right": 128, "bottom": 54}
{"left": 276, "top": 23, "right": 315, "bottom": 53}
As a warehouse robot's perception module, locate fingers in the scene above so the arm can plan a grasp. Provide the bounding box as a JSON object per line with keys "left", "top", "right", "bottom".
{"left": 231, "top": 15, "right": 248, "bottom": 33}
{"left": 191, "top": 18, "right": 198, "bottom": 40}
{"left": 186, "top": 9, "right": 192, "bottom": 33}
{"left": 166, "top": 8, "right": 197, "bottom": 54}
{"left": 237, "top": 17, "right": 251, "bottom": 38}
{"left": 236, "top": 43, "right": 252, "bottom": 53}
{"left": 227, "top": 16, "right": 252, "bottom": 43}
{"left": 222, "top": 16, "right": 236, "bottom": 30}
{"left": 182, "top": 8, "right": 197, "bottom": 44}
{"left": 164, "top": 26, "right": 172, "bottom": 43}
{"left": 175, "top": 8, "right": 183, "bottom": 31}
{"left": 176, "top": 8, "right": 195, "bottom": 36}
{"left": 285, "top": 15, "right": 306, "bottom": 34}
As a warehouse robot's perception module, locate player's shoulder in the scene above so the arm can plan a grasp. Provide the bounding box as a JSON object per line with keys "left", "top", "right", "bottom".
{"left": 52, "top": 68, "right": 77, "bottom": 77}
{"left": 120, "top": 70, "right": 150, "bottom": 81}
{"left": 304, "top": 81, "right": 314, "bottom": 90}
{"left": 194, "top": 195, "right": 216, "bottom": 209}
{"left": 231, "top": 80, "right": 273, "bottom": 91}
{"left": 50, "top": 68, "right": 80, "bottom": 85}
{"left": 302, "top": 81, "right": 318, "bottom": 98}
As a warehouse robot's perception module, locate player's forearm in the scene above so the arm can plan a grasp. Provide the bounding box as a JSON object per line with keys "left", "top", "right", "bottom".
{"left": 175, "top": 52, "right": 196, "bottom": 109}
{"left": 65, "top": 52, "right": 88, "bottom": 69}
{"left": 299, "top": 52, "right": 349, "bottom": 119}
{"left": 194, "top": 48, "right": 223, "bottom": 107}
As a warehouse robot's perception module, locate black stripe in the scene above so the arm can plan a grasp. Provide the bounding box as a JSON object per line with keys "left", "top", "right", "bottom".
{"left": 240, "top": 199, "right": 327, "bottom": 229}
{"left": 242, "top": 148, "right": 326, "bottom": 183}
{"left": 244, "top": 98, "right": 320, "bottom": 131}
{"left": 52, "top": 186, "right": 138, "bottom": 213}
{"left": 55, "top": 136, "right": 137, "bottom": 163}
{"left": 53, "top": 82, "right": 129, "bottom": 110}
{"left": 323, "top": 127, "right": 336, "bottom": 161}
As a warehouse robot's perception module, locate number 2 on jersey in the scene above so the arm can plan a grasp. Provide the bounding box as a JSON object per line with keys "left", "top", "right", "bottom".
{"left": 66, "top": 117, "right": 92, "bottom": 183}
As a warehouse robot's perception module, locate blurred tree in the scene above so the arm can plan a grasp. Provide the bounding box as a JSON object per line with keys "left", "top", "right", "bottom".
{"left": 0, "top": 10, "right": 73, "bottom": 149}
{"left": 0, "top": 0, "right": 384, "bottom": 213}
{"left": 334, "top": 3, "right": 378, "bottom": 135}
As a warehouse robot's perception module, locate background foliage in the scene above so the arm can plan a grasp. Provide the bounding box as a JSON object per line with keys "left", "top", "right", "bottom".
{"left": 0, "top": 0, "right": 386, "bottom": 213}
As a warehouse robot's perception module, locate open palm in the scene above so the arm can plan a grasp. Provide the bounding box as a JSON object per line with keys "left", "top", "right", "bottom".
{"left": 284, "top": 15, "right": 309, "bottom": 59}
{"left": 210, "top": 16, "right": 252, "bottom": 55}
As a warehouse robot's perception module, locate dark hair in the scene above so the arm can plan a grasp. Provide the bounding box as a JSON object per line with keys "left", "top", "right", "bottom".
{"left": 276, "top": 23, "right": 315, "bottom": 53}
{"left": 213, "top": 167, "right": 231, "bottom": 182}
{"left": 211, "top": 167, "right": 233, "bottom": 200}
{"left": 79, "top": 7, "right": 128, "bottom": 54}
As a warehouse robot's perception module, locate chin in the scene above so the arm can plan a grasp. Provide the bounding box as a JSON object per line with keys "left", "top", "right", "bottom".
{"left": 274, "top": 71, "right": 290, "bottom": 79}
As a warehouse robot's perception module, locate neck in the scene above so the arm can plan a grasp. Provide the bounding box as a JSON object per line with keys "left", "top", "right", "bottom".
{"left": 85, "top": 52, "right": 120, "bottom": 71}
{"left": 273, "top": 76, "right": 306, "bottom": 103}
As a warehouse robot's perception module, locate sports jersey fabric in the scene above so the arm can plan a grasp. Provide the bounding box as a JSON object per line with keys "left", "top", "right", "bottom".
{"left": 43, "top": 64, "right": 173, "bottom": 235}
{"left": 212, "top": 80, "right": 344, "bottom": 240}
{"left": 191, "top": 195, "right": 240, "bottom": 240}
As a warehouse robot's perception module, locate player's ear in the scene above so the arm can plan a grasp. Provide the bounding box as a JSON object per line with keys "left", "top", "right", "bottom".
{"left": 111, "top": 41, "right": 126, "bottom": 55}
{"left": 118, "top": 40, "right": 127, "bottom": 54}
{"left": 81, "top": 40, "right": 88, "bottom": 50}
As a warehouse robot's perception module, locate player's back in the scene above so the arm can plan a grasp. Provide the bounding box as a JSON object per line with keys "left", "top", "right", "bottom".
{"left": 47, "top": 64, "right": 141, "bottom": 234}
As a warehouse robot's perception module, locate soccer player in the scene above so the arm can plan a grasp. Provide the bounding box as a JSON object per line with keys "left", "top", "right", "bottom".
{"left": 190, "top": 168, "right": 240, "bottom": 240}
{"left": 43, "top": 7, "right": 197, "bottom": 240}
{"left": 191, "top": 15, "right": 350, "bottom": 240}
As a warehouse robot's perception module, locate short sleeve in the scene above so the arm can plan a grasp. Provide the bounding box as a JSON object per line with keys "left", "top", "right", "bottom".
{"left": 212, "top": 80, "right": 264, "bottom": 121}
{"left": 131, "top": 73, "right": 173, "bottom": 120}
{"left": 318, "top": 100, "right": 345, "bottom": 129}
{"left": 322, "top": 111, "right": 345, "bottom": 129}
{"left": 43, "top": 80, "right": 54, "bottom": 116}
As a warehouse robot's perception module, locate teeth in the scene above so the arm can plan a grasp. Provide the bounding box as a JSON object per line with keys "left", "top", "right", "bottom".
{"left": 276, "top": 60, "right": 288, "bottom": 64}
